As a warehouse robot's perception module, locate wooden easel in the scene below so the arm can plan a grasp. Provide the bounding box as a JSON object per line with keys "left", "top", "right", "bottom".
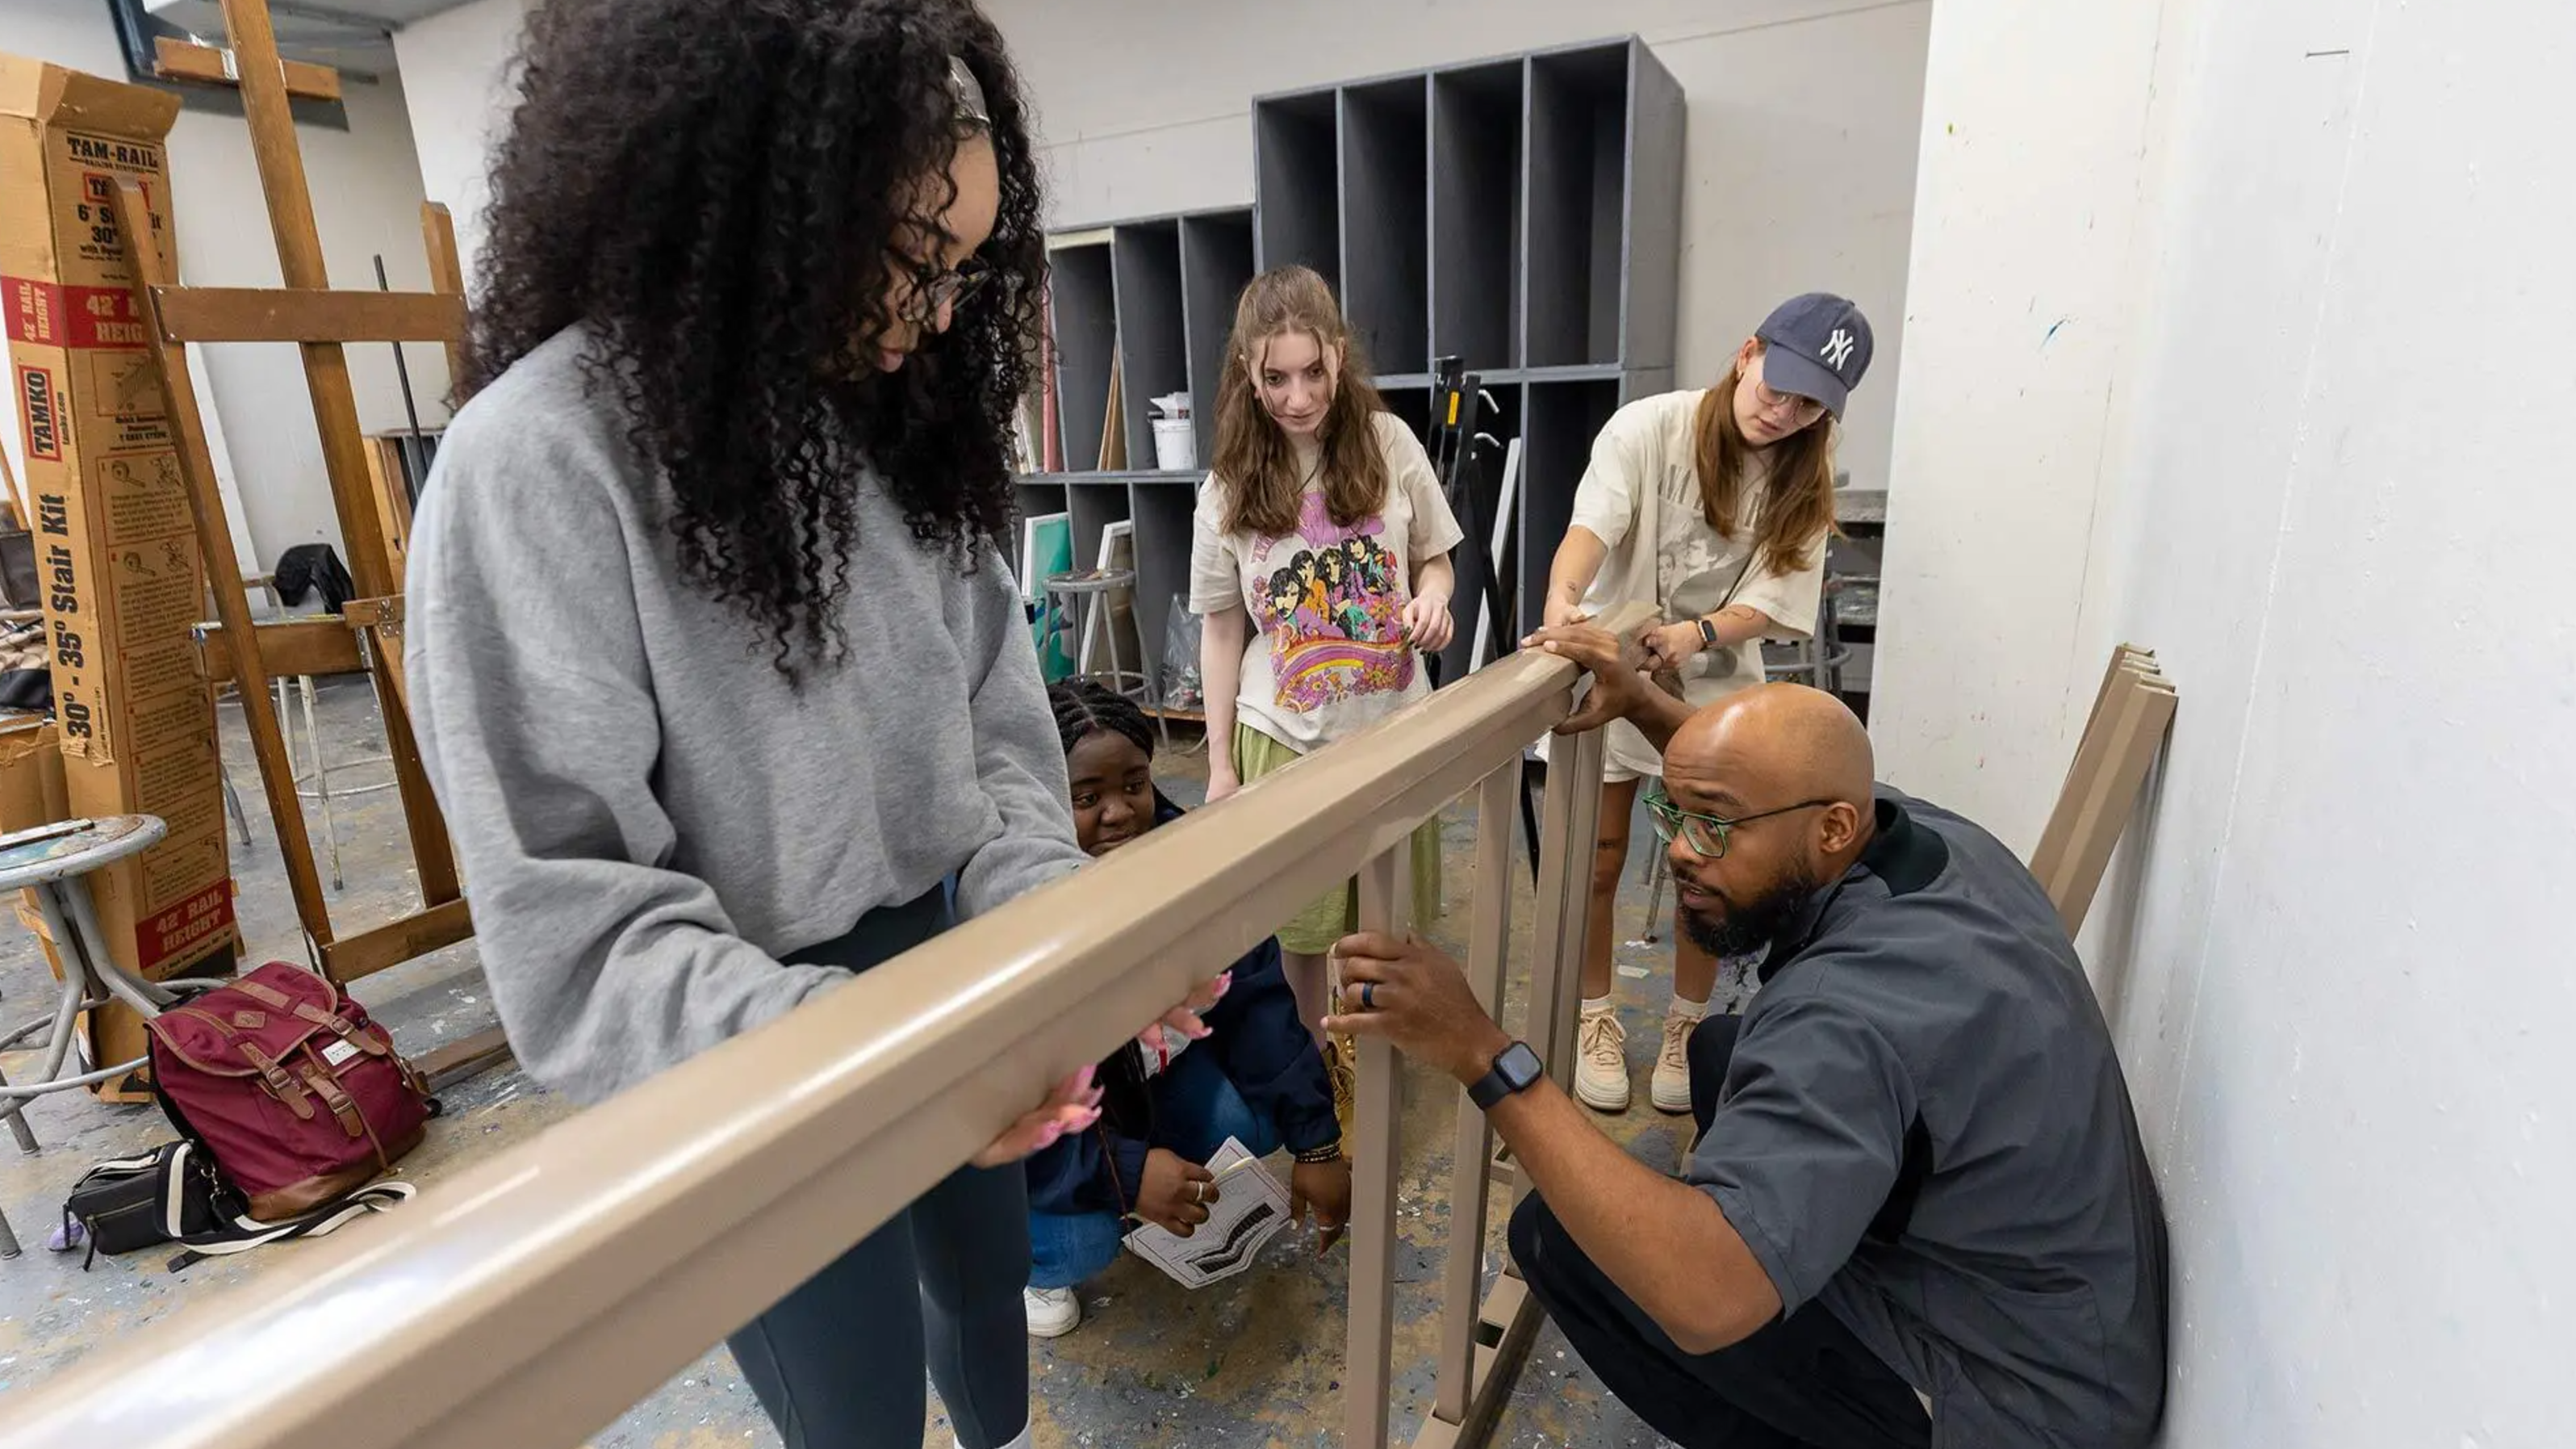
{"left": 107, "top": 0, "right": 506, "bottom": 1087}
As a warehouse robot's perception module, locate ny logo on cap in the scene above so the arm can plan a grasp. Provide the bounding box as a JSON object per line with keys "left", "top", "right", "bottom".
{"left": 1821, "top": 329, "right": 1856, "bottom": 372}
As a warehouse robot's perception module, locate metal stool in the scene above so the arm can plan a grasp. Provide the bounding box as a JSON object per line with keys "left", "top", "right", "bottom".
{"left": 1764, "top": 580, "right": 1856, "bottom": 696}
{"left": 214, "top": 579, "right": 396, "bottom": 889}
{"left": 1043, "top": 567, "right": 1169, "bottom": 752}
{"left": 0, "top": 815, "right": 215, "bottom": 1258}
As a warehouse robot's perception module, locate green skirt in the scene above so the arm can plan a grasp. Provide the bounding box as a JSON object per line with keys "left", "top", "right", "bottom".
{"left": 1232, "top": 723, "right": 1444, "bottom": 955}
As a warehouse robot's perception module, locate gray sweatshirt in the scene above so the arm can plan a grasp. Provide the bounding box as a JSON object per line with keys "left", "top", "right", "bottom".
{"left": 404, "top": 328, "right": 1088, "bottom": 1104}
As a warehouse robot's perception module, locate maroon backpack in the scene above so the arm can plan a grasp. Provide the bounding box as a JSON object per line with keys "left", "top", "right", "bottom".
{"left": 145, "top": 962, "right": 435, "bottom": 1221}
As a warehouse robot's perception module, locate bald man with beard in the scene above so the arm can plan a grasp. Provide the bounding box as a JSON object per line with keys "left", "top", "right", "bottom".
{"left": 1322, "top": 624, "right": 2168, "bottom": 1449}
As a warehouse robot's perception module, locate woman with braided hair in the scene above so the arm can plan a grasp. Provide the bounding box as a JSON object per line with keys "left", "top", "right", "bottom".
{"left": 1019, "top": 682, "right": 1353, "bottom": 1338}
{"left": 404, "top": 4, "right": 1219, "bottom": 1445}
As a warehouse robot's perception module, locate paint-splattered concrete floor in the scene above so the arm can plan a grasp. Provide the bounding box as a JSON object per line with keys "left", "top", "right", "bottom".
{"left": 0, "top": 680, "right": 1730, "bottom": 1447}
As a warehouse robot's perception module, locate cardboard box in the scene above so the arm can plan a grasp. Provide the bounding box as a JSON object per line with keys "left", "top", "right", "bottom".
{"left": 2, "top": 55, "right": 236, "bottom": 1054}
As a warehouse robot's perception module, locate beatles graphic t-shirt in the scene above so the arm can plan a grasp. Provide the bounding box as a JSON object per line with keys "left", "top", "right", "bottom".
{"left": 1189, "top": 412, "right": 1466, "bottom": 752}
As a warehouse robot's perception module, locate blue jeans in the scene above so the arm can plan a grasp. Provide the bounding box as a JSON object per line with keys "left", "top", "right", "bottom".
{"left": 1026, "top": 1045, "right": 1280, "bottom": 1290}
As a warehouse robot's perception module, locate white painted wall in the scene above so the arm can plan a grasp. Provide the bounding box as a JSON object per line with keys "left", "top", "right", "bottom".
{"left": 387, "top": 0, "right": 526, "bottom": 291}
{"left": 1874, "top": 2, "right": 2576, "bottom": 1445}
{"left": 386, "top": 0, "right": 1930, "bottom": 491}
{"left": 0, "top": 0, "right": 450, "bottom": 580}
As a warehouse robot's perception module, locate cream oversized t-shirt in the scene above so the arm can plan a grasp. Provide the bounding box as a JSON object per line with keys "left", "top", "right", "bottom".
{"left": 1189, "top": 412, "right": 1466, "bottom": 752}
{"left": 1558, "top": 389, "right": 1827, "bottom": 781}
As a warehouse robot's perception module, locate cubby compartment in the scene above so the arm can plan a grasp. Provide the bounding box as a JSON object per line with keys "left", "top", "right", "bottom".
{"left": 1430, "top": 61, "right": 1526, "bottom": 372}
{"left": 1377, "top": 385, "right": 1432, "bottom": 441}
{"left": 1048, "top": 241, "right": 1119, "bottom": 470}
{"left": 1064, "top": 480, "right": 1132, "bottom": 577}
{"left": 1127, "top": 480, "right": 1203, "bottom": 710}
{"left": 1432, "top": 382, "right": 1524, "bottom": 681}
{"left": 1180, "top": 211, "right": 1257, "bottom": 465}
{"left": 1065, "top": 481, "right": 1142, "bottom": 672}
{"left": 1621, "top": 51, "right": 1687, "bottom": 372}
{"left": 1524, "top": 45, "right": 1631, "bottom": 369}
{"left": 1517, "top": 379, "right": 1620, "bottom": 635}
{"left": 1013, "top": 480, "right": 1068, "bottom": 533}
{"left": 1338, "top": 77, "right": 1430, "bottom": 375}
{"left": 1111, "top": 221, "right": 1190, "bottom": 471}
{"left": 1254, "top": 90, "right": 1341, "bottom": 285}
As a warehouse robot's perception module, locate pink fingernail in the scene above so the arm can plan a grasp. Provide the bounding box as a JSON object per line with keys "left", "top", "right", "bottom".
{"left": 1214, "top": 972, "right": 1233, "bottom": 997}
{"left": 1073, "top": 1107, "right": 1102, "bottom": 1129}
{"left": 1076, "top": 1064, "right": 1097, "bottom": 1092}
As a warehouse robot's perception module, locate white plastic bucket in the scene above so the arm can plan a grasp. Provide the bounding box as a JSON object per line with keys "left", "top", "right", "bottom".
{"left": 1152, "top": 416, "right": 1197, "bottom": 471}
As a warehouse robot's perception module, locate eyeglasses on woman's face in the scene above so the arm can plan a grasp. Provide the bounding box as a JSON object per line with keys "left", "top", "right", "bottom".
{"left": 896, "top": 255, "right": 993, "bottom": 325}
{"left": 1749, "top": 377, "right": 1827, "bottom": 428}
{"left": 1643, "top": 781, "right": 1838, "bottom": 859}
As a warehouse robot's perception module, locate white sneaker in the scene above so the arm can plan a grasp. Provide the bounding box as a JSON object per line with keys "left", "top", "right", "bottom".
{"left": 1023, "top": 1285, "right": 1081, "bottom": 1338}
{"left": 1574, "top": 1006, "right": 1630, "bottom": 1112}
{"left": 1651, "top": 1011, "right": 1698, "bottom": 1114}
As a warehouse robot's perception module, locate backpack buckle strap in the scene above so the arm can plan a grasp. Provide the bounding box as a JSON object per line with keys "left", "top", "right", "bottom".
{"left": 302, "top": 1066, "right": 366, "bottom": 1139}
{"left": 240, "top": 1045, "right": 313, "bottom": 1119}
{"left": 292, "top": 1003, "right": 391, "bottom": 1057}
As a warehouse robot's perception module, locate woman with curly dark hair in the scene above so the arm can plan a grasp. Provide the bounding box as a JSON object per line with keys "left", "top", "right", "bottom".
{"left": 404, "top": 4, "right": 1217, "bottom": 1445}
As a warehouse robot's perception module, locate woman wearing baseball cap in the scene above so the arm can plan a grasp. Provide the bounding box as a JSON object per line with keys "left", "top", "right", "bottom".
{"left": 1534, "top": 292, "right": 1874, "bottom": 1116}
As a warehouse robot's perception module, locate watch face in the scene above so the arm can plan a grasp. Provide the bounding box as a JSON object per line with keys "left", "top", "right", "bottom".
{"left": 1499, "top": 1041, "right": 1544, "bottom": 1091}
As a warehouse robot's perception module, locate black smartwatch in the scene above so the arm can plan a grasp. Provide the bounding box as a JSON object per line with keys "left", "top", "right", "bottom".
{"left": 1696, "top": 615, "right": 1720, "bottom": 649}
{"left": 1468, "top": 1041, "right": 1545, "bottom": 1111}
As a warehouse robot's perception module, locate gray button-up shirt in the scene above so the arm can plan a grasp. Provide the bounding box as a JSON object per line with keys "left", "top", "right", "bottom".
{"left": 1687, "top": 789, "right": 2170, "bottom": 1447}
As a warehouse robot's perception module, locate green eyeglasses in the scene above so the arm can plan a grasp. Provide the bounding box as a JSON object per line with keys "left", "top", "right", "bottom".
{"left": 1643, "top": 782, "right": 1838, "bottom": 859}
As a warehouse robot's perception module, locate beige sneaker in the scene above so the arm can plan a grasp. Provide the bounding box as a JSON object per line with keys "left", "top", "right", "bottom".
{"left": 1651, "top": 1011, "right": 1699, "bottom": 1114}
{"left": 1574, "top": 1005, "right": 1630, "bottom": 1112}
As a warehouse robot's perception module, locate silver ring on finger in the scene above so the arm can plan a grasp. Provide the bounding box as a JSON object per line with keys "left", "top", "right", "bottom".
{"left": 1190, "top": 1181, "right": 1205, "bottom": 1204}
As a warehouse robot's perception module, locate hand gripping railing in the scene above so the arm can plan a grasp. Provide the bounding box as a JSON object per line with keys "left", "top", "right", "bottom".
{"left": 0, "top": 605, "right": 1649, "bottom": 1449}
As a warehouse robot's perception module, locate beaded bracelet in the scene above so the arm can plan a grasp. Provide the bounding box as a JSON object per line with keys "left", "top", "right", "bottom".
{"left": 1294, "top": 1141, "right": 1346, "bottom": 1166}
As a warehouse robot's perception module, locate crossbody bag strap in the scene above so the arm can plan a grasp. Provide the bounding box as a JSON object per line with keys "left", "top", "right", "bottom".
{"left": 164, "top": 1181, "right": 417, "bottom": 1271}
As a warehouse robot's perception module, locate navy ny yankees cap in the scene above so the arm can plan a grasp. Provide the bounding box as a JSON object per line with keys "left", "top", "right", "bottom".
{"left": 1754, "top": 293, "right": 1874, "bottom": 419}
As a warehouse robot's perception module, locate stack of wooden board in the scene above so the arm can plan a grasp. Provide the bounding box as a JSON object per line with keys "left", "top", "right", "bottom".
{"left": 2031, "top": 646, "right": 2180, "bottom": 934}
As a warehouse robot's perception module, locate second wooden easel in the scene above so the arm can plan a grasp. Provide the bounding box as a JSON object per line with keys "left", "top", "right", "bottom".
{"left": 111, "top": 0, "right": 505, "bottom": 1086}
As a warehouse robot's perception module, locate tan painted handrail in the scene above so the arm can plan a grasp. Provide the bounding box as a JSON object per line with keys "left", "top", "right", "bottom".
{"left": 0, "top": 607, "right": 1645, "bottom": 1449}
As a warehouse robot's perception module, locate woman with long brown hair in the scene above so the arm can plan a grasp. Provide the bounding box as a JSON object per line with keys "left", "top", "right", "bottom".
{"left": 1538, "top": 293, "right": 1874, "bottom": 1116}
{"left": 1189, "top": 266, "right": 1463, "bottom": 1074}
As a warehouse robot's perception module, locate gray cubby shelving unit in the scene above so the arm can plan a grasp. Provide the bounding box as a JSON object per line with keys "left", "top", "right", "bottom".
{"left": 1027, "top": 36, "right": 1684, "bottom": 704}
{"left": 1036, "top": 207, "right": 1263, "bottom": 708}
